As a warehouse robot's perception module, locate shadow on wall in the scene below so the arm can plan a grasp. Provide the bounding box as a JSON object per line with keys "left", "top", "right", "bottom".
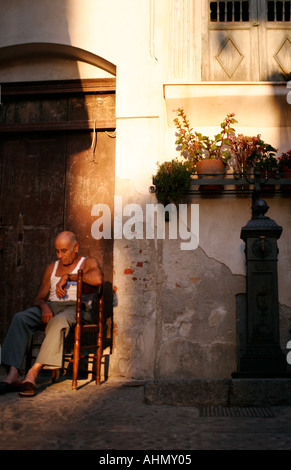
{"left": 0, "top": 1, "right": 116, "bottom": 372}
{"left": 270, "top": 78, "right": 291, "bottom": 148}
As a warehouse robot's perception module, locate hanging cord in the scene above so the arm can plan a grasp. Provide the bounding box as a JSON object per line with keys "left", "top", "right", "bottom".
{"left": 90, "top": 119, "right": 97, "bottom": 163}
{"left": 90, "top": 120, "right": 116, "bottom": 163}
{"left": 106, "top": 130, "right": 116, "bottom": 138}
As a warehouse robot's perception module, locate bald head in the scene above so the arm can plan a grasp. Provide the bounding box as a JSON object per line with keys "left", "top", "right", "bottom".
{"left": 54, "top": 231, "right": 80, "bottom": 266}
{"left": 55, "top": 231, "right": 78, "bottom": 248}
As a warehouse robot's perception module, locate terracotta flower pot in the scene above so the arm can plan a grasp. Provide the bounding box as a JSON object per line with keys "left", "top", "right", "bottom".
{"left": 196, "top": 159, "right": 225, "bottom": 192}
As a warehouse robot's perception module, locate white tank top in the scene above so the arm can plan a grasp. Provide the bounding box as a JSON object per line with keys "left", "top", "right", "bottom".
{"left": 48, "top": 257, "right": 85, "bottom": 302}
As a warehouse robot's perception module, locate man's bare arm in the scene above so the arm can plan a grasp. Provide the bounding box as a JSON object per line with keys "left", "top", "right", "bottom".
{"left": 79, "top": 257, "right": 103, "bottom": 286}
{"left": 33, "top": 264, "right": 54, "bottom": 324}
{"left": 55, "top": 257, "right": 103, "bottom": 298}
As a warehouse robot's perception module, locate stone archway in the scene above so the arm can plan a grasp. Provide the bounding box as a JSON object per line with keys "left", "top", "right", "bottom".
{"left": 0, "top": 42, "right": 116, "bottom": 76}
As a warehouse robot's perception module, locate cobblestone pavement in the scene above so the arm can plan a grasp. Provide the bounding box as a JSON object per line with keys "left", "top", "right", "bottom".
{"left": 1, "top": 368, "right": 291, "bottom": 451}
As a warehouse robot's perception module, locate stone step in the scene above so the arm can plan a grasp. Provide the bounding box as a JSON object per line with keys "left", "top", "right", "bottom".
{"left": 144, "top": 378, "right": 291, "bottom": 407}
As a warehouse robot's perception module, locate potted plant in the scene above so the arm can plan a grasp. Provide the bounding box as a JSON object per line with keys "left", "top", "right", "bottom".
{"left": 174, "top": 108, "right": 237, "bottom": 191}
{"left": 228, "top": 133, "right": 269, "bottom": 192}
{"left": 246, "top": 138, "right": 278, "bottom": 192}
{"left": 278, "top": 150, "right": 291, "bottom": 191}
{"left": 153, "top": 158, "right": 192, "bottom": 206}
{"left": 228, "top": 133, "right": 261, "bottom": 176}
{"left": 278, "top": 150, "right": 291, "bottom": 174}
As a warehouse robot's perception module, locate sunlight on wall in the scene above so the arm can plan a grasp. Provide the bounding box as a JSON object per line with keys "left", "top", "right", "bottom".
{"left": 115, "top": 117, "right": 160, "bottom": 195}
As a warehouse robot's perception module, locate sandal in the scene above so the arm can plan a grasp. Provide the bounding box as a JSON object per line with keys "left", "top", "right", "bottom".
{"left": 0, "top": 382, "right": 20, "bottom": 395}
{"left": 19, "top": 381, "right": 36, "bottom": 397}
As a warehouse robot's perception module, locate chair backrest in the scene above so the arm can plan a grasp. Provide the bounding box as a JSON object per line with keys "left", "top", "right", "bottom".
{"left": 76, "top": 269, "right": 103, "bottom": 325}
{"left": 73, "top": 269, "right": 104, "bottom": 388}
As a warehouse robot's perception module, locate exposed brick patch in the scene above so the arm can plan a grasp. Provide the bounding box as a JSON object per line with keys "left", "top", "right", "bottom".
{"left": 124, "top": 268, "right": 134, "bottom": 275}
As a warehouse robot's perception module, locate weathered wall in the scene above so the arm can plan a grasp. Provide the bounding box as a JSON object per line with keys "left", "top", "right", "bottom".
{"left": 0, "top": 0, "right": 290, "bottom": 379}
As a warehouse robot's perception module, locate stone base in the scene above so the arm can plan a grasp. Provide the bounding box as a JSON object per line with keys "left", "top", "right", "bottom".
{"left": 144, "top": 378, "right": 291, "bottom": 407}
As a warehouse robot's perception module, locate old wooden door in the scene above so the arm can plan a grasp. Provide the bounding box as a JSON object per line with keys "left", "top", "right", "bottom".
{"left": 202, "top": 0, "right": 291, "bottom": 81}
{"left": 0, "top": 134, "right": 66, "bottom": 341}
{"left": 0, "top": 80, "right": 116, "bottom": 342}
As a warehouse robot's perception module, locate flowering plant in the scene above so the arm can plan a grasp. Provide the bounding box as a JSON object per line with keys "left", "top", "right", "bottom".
{"left": 174, "top": 108, "right": 237, "bottom": 167}
{"left": 278, "top": 150, "right": 291, "bottom": 172}
{"left": 228, "top": 134, "right": 261, "bottom": 173}
{"left": 153, "top": 158, "right": 192, "bottom": 205}
{"left": 246, "top": 137, "right": 278, "bottom": 170}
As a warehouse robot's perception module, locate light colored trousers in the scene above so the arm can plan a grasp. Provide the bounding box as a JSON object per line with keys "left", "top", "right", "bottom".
{"left": 1, "top": 301, "right": 91, "bottom": 374}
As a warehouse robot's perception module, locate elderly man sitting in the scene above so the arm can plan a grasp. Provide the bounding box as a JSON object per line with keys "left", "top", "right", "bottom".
{"left": 0, "top": 231, "right": 102, "bottom": 397}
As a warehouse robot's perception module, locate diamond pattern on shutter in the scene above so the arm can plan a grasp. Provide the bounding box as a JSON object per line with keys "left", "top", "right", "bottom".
{"left": 216, "top": 37, "right": 244, "bottom": 78}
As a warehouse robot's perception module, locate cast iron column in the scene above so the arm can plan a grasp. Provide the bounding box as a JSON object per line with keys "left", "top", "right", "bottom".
{"left": 239, "top": 199, "right": 286, "bottom": 375}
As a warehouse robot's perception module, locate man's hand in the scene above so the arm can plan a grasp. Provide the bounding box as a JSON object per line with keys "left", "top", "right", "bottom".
{"left": 55, "top": 274, "right": 69, "bottom": 299}
{"left": 41, "top": 304, "right": 53, "bottom": 324}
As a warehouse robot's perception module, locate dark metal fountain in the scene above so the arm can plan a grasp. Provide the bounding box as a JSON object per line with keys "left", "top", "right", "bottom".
{"left": 235, "top": 197, "right": 287, "bottom": 376}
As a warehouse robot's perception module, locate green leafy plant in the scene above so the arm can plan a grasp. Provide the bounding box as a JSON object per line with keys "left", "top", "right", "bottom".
{"left": 246, "top": 138, "right": 278, "bottom": 170}
{"left": 153, "top": 158, "right": 192, "bottom": 205}
{"left": 174, "top": 108, "right": 237, "bottom": 167}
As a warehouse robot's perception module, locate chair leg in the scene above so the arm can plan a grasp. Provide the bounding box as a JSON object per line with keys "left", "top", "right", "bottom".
{"left": 72, "top": 269, "right": 83, "bottom": 390}
{"left": 96, "top": 345, "right": 101, "bottom": 385}
{"left": 96, "top": 323, "right": 103, "bottom": 384}
{"left": 72, "top": 323, "right": 81, "bottom": 390}
{"left": 95, "top": 295, "right": 103, "bottom": 385}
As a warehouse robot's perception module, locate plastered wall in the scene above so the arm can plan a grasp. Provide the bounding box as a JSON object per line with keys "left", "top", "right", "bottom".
{"left": 0, "top": 0, "right": 290, "bottom": 379}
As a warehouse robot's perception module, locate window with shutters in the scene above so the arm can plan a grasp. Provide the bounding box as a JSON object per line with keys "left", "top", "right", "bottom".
{"left": 209, "top": 1, "right": 250, "bottom": 22}
{"left": 267, "top": 1, "right": 291, "bottom": 21}
{"left": 202, "top": 0, "right": 291, "bottom": 81}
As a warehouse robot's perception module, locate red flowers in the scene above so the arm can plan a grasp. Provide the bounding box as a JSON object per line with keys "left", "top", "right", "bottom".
{"left": 278, "top": 150, "right": 291, "bottom": 171}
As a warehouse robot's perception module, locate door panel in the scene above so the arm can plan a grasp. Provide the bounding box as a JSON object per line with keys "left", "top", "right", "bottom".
{"left": 260, "top": 0, "right": 291, "bottom": 80}
{"left": 65, "top": 131, "right": 115, "bottom": 284}
{"left": 202, "top": 0, "right": 258, "bottom": 81}
{"left": 0, "top": 80, "right": 116, "bottom": 343}
{"left": 202, "top": 0, "right": 291, "bottom": 81}
{"left": 0, "top": 130, "right": 115, "bottom": 342}
{"left": 0, "top": 135, "right": 66, "bottom": 340}
{"left": 206, "top": 26, "right": 257, "bottom": 80}
{"left": 1, "top": 135, "right": 66, "bottom": 227}
{"left": 65, "top": 131, "right": 116, "bottom": 327}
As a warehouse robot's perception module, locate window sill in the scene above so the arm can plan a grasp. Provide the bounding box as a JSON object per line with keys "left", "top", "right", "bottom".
{"left": 164, "top": 82, "right": 291, "bottom": 128}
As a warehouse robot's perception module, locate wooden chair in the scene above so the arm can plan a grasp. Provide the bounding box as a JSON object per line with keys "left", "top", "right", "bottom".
{"left": 69, "top": 268, "right": 104, "bottom": 390}
{"left": 28, "top": 268, "right": 104, "bottom": 390}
